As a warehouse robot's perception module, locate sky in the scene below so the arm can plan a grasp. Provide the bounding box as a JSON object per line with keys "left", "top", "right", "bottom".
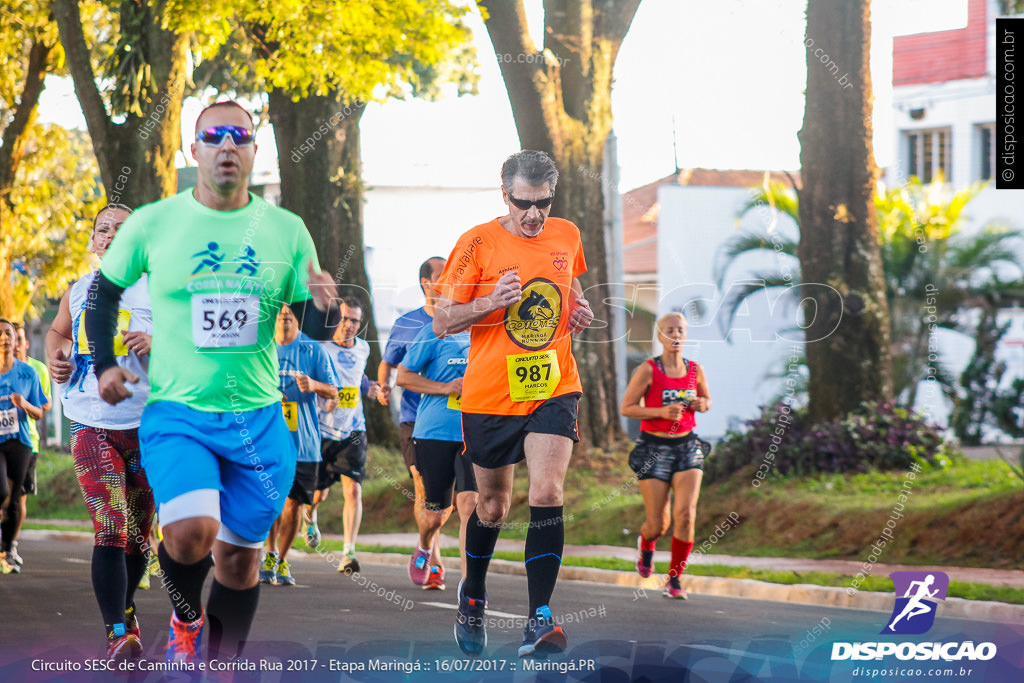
{"left": 36, "top": 0, "right": 970, "bottom": 193}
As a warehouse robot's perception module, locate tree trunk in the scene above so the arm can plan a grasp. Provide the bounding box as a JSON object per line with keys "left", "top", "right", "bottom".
{"left": 268, "top": 91, "right": 397, "bottom": 447}
{"left": 480, "top": 0, "right": 641, "bottom": 449}
{"left": 54, "top": 0, "right": 186, "bottom": 207}
{"left": 797, "top": 0, "right": 893, "bottom": 421}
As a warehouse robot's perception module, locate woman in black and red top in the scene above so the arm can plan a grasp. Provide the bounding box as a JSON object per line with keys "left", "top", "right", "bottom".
{"left": 620, "top": 312, "right": 711, "bottom": 599}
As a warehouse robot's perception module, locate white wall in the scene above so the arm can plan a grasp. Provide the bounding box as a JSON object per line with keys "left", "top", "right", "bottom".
{"left": 889, "top": 76, "right": 995, "bottom": 186}
{"left": 655, "top": 185, "right": 805, "bottom": 439}
{"left": 362, "top": 185, "right": 505, "bottom": 341}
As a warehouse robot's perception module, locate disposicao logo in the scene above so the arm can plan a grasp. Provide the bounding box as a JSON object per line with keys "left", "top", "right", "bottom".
{"left": 882, "top": 571, "right": 948, "bottom": 635}
{"left": 831, "top": 571, "right": 997, "bottom": 663}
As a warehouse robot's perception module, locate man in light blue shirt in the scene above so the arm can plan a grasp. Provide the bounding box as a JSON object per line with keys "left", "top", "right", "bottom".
{"left": 262, "top": 306, "right": 338, "bottom": 586}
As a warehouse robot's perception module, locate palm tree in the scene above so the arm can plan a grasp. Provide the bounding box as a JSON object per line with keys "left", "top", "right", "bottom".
{"left": 716, "top": 178, "right": 1024, "bottom": 405}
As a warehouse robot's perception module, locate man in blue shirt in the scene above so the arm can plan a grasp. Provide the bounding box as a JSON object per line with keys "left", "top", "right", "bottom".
{"left": 397, "top": 326, "right": 475, "bottom": 592}
{"left": 376, "top": 257, "right": 447, "bottom": 578}
{"left": 262, "top": 306, "right": 338, "bottom": 586}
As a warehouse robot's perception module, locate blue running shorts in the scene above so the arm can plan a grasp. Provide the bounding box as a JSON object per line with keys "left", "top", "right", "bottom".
{"left": 139, "top": 400, "right": 296, "bottom": 543}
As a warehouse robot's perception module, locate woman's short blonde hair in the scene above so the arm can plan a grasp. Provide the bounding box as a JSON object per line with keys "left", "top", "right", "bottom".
{"left": 656, "top": 311, "right": 687, "bottom": 332}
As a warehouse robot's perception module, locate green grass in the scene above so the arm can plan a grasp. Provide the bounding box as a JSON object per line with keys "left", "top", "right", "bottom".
{"left": 28, "top": 442, "right": 1024, "bottom": 574}
{"left": 31, "top": 449, "right": 89, "bottom": 520}
{"left": 293, "top": 540, "right": 1024, "bottom": 606}
{"left": 22, "top": 521, "right": 91, "bottom": 532}
{"left": 760, "top": 458, "right": 1022, "bottom": 509}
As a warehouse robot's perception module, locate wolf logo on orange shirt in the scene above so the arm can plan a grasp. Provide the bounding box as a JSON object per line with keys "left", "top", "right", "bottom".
{"left": 519, "top": 290, "right": 554, "bottom": 321}
{"left": 505, "top": 278, "right": 562, "bottom": 351}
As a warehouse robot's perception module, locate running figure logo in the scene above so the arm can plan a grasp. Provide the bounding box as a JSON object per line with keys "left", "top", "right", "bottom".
{"left": 192, "top": 242, "right": 225, "bottom": 274}
{"left": 882, "top": 571, "right": 948, "bottom": 635}
{"left": 234, "top": 246, "right": 260, "bottom": 276}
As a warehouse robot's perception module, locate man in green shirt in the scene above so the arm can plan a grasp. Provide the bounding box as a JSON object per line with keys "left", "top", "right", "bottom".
{"left": 86, "top": 101, "right": 339, "bottom": 666}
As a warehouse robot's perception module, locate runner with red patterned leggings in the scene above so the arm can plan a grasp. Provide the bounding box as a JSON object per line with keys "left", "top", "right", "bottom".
{"left": 46, "top": 204, "right": 156, "bottom": 661}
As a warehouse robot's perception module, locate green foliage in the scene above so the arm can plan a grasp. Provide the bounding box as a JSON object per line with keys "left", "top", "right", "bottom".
{"left": 90, "top": 0, "right": 222, "bottom": 118}
{"left": 1, "top": 124, "right": 104, "bottom": 320}
{"left": 719, "top": 178, "right": 1024, "bottom": 414}
{"left": 172, "top": 0, "right": 477, "bottom": 102}
{"left": 999, "top": 1, "right": 1024, "bottom": 15}
{"left": 707, "top": 401, "right": 959, "bottom": 482}
{"left": 949, "top": 302, "right": 1021, "bottom": 444}
{"left": 0, "top": 2, "right": 61, "bottom": 110}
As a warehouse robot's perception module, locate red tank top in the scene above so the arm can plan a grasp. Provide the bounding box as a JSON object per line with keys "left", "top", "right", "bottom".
{"left": 640, "top": 357, "right": 699, "bottom": 434}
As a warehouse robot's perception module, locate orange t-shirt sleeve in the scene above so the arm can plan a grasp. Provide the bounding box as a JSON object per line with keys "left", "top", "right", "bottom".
{"left": 573, "top": 237, "right": 587, "bottom": 277}
{"left": 438, "top": 231, "right": 485, "bottom": 304}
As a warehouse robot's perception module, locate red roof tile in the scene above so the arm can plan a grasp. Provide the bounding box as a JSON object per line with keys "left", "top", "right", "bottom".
{"left": 622, "top": 168, "right": 798, "bottom": 275}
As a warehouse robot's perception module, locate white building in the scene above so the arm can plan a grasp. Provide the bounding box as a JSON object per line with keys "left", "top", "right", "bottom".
{"left": 628, "top": 0, "right": 1024, "bottom": 439}
{"left": 888, "top": 0, "right": 1024, "bottom": 431}
{"left": 623, "top": 170, "right": 801, "bottom": 439}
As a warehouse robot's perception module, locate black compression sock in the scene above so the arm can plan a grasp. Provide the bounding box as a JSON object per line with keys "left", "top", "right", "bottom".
{"left": 157, "top": 543, "right": 212, "bottom": 622}
{"left": 525, "top": 506, "right": 564, "bottom": 615}
{"left": 463, "top": 509, "right": 501, "bottom": 599}
{"left": 207, "top": 580, "right": 261, "bottom": 659}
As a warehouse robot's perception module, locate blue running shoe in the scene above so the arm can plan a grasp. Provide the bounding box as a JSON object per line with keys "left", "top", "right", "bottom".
{"left": 454, "top": 579, "right": 487, "bottom": 656}
{"left": 518, "top": 605, "right": 567, "bottom": 658}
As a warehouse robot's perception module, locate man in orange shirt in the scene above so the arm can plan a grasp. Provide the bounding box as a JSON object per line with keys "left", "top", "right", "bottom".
{"left": 434, "top": 150, "right": 594, "bottom": 658}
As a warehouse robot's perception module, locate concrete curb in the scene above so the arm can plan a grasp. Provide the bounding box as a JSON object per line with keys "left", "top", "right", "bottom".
{"left": 356, "top": 552, "right": 1024, "bottom": 624}
{"left": 24, "top": 530, "right": 1024, "bottom": 624}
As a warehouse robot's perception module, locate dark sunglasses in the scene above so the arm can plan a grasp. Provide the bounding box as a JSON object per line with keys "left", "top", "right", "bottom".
{"left": 507, "top": 193, "right": 553, "bottom": 210}
{"left": 196, "top": 125, "right": 255, "bottom": 147}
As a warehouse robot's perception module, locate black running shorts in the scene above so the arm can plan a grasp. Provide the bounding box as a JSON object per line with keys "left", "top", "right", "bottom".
{"left": 461, "top": 392, "right": 581, "bottom": 470}
{"left": 288, "top": 461, "right": 320, "bottom": 505}
{"left": 628, "top": 432, "right": 708, "bottom": 482}
{"left": 318, "top": 432, "right": 367, "bottom": 487}
{"left": 414, "top": 438, "right": 478, "bottom": 511}
{"left": 22, "top": 451, "right": 38, "bottom": 495}
{"left": 400, "top": 421, "right": 416, "bottom": 476}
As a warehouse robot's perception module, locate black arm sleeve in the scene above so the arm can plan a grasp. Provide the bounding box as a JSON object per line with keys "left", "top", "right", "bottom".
{"left": 84, "top": 272, "right": 126, "bottom": 378}
{"left": 291, "top": 297, "right": 340, "bottom": 341}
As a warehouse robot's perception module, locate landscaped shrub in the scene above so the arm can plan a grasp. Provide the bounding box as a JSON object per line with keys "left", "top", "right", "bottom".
{"left": 706, "top": 401, "right": 960, "bottom": 483}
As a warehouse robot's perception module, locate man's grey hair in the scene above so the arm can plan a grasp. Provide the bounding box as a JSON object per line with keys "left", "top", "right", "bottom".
{"left": 500, "top": 150, "right": 558, "bottom": 194}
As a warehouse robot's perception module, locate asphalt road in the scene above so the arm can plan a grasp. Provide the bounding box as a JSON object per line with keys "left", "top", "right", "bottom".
{"left": 1, "top": 532, "right": 1021, "bottom": 683}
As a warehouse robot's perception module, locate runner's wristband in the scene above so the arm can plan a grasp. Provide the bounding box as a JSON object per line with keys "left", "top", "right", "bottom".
{"left": 84, "top": 272, "right": 127, "bottom": 378}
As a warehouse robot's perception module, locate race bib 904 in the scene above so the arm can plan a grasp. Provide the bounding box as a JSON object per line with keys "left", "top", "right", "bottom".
{"left": 337, "top": 386, "right": 359, "bottom": 409}
{"left": 192, "top": 294, "right": 259, "bottom": 348}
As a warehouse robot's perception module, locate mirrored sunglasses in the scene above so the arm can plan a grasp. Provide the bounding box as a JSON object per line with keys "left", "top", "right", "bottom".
{"left": 196, "top": 125, "right": 255, "bottom": 146}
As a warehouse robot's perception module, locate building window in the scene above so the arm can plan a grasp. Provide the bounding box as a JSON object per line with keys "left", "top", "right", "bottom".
{"left": 905, "top": 128, "right": 952, "bottom": 183}
{"left": 978, "top": 124, "right": 994, "bottom": 181}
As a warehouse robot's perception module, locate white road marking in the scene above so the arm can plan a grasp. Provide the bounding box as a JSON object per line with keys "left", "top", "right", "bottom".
{"left": 419, "top": 601, "right": 524, "bottom": 620}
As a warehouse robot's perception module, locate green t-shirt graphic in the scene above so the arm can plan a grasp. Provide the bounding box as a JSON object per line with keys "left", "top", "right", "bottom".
{"left": 101, "top": 190, "right": 319, "bottom": 412}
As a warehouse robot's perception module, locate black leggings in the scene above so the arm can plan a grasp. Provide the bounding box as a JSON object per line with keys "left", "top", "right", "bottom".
{"left": 0, "top": 438, "right": 33, "bottom": 551}
{"left": 414, "top": 438, "right": 477, "bottom": 511}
